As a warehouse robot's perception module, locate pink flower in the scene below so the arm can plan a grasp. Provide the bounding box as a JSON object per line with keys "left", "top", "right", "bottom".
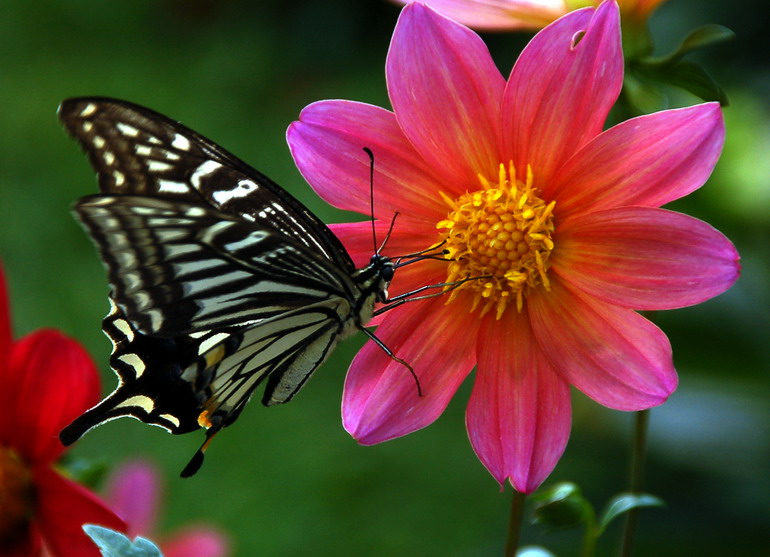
{"left": 392, "top": 0, "right": 667, "bottom": 31}
{"left": 105, "top": 459, "right": 229, "bottom": 557}
{"left": 0, "top": 265, "right": 126, "bottom": 556}
{"left": 287, "top": 1, "right": 739, "bottom": 493}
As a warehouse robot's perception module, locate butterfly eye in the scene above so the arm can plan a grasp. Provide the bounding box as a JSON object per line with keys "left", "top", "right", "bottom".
{"left": 382, "top": 262, "right": 395, "bottom": 283}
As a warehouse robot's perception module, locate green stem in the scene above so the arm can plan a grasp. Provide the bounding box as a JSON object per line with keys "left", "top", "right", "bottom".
{"left": 620, "top": 409, "right": 650, "bottom": 557}
{"left": 581, "top": 510, "right": 599, "bottom": 557}
{"left": 505, "top": 490, "right": 527, "bottom": 557}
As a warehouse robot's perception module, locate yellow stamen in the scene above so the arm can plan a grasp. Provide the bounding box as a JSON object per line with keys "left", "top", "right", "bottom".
{"left": 436, "top": 162, "right": 556, "bottom": 319}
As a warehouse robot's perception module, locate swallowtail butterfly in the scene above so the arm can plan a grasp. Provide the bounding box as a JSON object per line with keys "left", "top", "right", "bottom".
{"left": 58, "top": 98, "right": 434, "bottom": 476}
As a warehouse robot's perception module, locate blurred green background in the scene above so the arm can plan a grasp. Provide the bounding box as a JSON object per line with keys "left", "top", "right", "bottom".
{"left": 1, "top": 1, "right": 768, "bottom": 555}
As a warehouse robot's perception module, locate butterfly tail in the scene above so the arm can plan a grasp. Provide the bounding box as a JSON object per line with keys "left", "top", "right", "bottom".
{"left": 180, "top": 422, "right": 223, "bottom": 478}
{"left": 60, "top": 382, "right": 200, "bottom": 446}
{"left": 58, "top": 392, "right": 138, "bottom": 446}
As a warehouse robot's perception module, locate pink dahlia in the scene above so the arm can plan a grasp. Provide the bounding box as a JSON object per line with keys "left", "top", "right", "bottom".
{"left": 287, "top": 1, "right": 739, "bottom": 493}
{"left": 392, "top": 0, "right": 667, "bottom": 31}
{"left": 105, "top": 459, "right": 229, "bottom": 557}
{"left": 0, "top": 265, "right": 125, "bottom": 556}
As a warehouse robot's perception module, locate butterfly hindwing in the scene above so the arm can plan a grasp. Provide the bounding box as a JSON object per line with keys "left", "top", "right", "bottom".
{"left": 59, "top": 301, "right": 204, "bottom": 444}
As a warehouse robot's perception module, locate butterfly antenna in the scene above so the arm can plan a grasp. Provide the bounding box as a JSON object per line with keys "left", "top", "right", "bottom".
{"left": 363, "top": 147, "right": 378, "bottom": 254}
{"left": 379, "top": 212, "right": 400, "bottom": 254}
{"left": 363, "top": 147, "right": 400, "bottom": 255}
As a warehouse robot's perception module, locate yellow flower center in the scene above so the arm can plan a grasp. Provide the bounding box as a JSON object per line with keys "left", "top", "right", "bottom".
{"left": 0, "top": 446, "right": 35, "bottom": 548}
{"left": 436, "top": 162, "right": 555, "bottom": 319}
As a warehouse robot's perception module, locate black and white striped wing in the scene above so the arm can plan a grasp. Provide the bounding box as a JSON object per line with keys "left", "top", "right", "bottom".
{"left": 61, "top": 193, "right": 358, "bottom": 444}
{"left": 57, "top": 98, "right": 385, "bottom": 474}
{"left": 58, "top": 96, "right": 354, "bottom": 273}
{"left": 61, "top": 288, "right": 352, "bottom": 444}
{"left": 73, "top": 195, "right": 355, "bottom": 335}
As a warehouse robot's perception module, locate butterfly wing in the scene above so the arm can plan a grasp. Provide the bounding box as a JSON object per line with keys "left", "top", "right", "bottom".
{"left": 73, "top": 194, "right": 356, "bottom": 335}
{"left": 58, "top": 97, "right": 354, "bottom": 272}
{"left": 58, "top": 99, "right": 378, "bottom": 467}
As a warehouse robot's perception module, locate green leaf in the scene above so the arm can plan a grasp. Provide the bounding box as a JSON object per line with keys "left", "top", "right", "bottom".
{"left": 598, "top": 493, "right": 665, "bottom": 532}
{"left": 624, "top": 23, "right": 733, "bottom": 105}
{"left": 58, "top": 455, "right": 109, "bottom": 489}
{"left": 622, "top": 73, "right": 669, "bottom": 115}
{"left": 636, "top": 60, "right": 729, "bottom": 105}
{"left": 83, "top": 525, "right": 163, "bottom": 557}
{"left": 531, "top": 483, "right": 593, "bottom": 531}
{"left": 646, "top": 25, "right": 735, "bottom": 66}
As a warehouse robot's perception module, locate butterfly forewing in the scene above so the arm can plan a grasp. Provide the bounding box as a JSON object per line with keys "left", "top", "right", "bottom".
{"left": 58, "top": 97, "right": 354, "bottom": 272}
{"left": 58, "top": 98, "right": 395, "bottom": 474}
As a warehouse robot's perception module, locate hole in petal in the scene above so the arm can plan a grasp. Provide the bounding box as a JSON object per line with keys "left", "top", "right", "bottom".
{"left": 571, "top": 30, "right": 586, "bottom": 49}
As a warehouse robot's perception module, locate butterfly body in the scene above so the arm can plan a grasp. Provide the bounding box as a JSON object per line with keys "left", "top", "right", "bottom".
{"left": 58, "top": 98, "right": 395, "bottom": 472}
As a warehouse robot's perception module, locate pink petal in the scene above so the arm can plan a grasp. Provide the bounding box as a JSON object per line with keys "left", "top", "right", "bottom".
{"left": 328, "top": 219, "right": 443, "bottom": 269}
{"left": 104, "top": 460, "right": 161, "bottom": 538}
{"left": 34, "top": 466, "right": 126, "bottom": 557}
{"left": 328, "top": 221, "right": 451, "bottom": 327}
{"left": 552, "top": 207, "right": 740, "bottom": 310}
{"left": 163, "top": 527, "right": 230, "bottom": 557}
{"left": 4, "top": 330, "right": 100, "bottom": 464}
{"left": 528, "top": 279, "right": 678, "bottom": 410}
{"left": 343, "top": 294, "right": 479, "bottom": 444}
{"left": 551, "top": 103, "right": 726, "bottom": 217}
{"left": 467, "top": 311, "right": 571, "bottom": 493}
{"left": 287, "top": 100, "right": 448, "bottom": 221}
{"left": 394, "top": 0, "right": 567, "bottom": 30}
{"left": 331, "top": 221, "right": 449, "bottom": 301}
{"left": 386, "top": 2, "right": 505, "bottom": 192}
{"left": 502, "top": 1, "right": 622, "bottom": 185}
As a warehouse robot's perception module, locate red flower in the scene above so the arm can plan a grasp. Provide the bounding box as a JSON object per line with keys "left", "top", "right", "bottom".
{"left": 0, "top": 265, "right": 125, "bottom": 556}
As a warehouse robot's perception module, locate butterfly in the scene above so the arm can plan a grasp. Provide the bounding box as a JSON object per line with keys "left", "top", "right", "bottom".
{"left": 57, "top": 97, "right": 444, "bottom": 476}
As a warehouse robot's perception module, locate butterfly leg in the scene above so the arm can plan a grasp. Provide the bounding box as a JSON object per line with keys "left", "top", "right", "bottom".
{"left": 360, "top": 328, "right": 423, "bottom": 398}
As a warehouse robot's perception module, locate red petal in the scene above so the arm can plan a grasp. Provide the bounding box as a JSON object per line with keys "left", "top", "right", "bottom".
{"left": 4, "top": 330, "right": 100, "bottom": 463}
{"left": 0, "top": 522, "right": 42, "bottom": 557}
{"left": 468, "top": 311, "right": 571, "bottom": 493}
{"left": 33, "top": 466, "right": 126, "bottom": 557}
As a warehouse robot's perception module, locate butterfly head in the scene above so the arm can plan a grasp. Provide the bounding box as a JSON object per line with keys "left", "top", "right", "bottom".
{"left": 369, "top": 253, "right": 395, "bottom": 304}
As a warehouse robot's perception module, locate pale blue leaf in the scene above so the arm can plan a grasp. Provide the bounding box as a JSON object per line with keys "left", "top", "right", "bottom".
{"left": 83, "top": 525, "right": 163, "bottom": 557}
